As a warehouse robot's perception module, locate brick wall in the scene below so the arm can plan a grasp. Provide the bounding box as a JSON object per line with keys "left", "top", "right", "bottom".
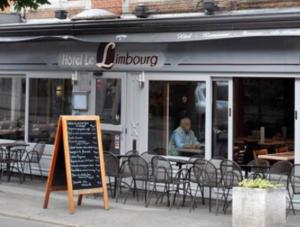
{"left": 128, "top": 0, "right": 300, "bottom": 14}
{"left": 91, "top": 0, "right": 122, "bottom": 15}
{"left": 26, "top": 0, "right": 90, "bottom": 19}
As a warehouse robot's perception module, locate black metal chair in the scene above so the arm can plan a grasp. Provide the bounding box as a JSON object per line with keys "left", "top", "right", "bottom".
{"left": 247, "top": 159, "right": 270, "bottom": 179}
{"left": 115, "top": 152, "right": 136, "bottom": 202}
{"left": 289, "top": 164, "right": 300, "bottom": 215}
{"left": 269, "top": 161, "right": 294, "bottom": 214}
{"left": 124, "top": 155, "right": 149, "bottom": 206}
{"left": 218, "top": 160, "right": 243, "bottom": 214}
{"left": 104, "top": 152, "right": 120, "bottom": 197}
{"left": 25, "top": 142, "right": 46, "bottom": 179}
{"left": 7, "top": 147, "right": 26, "bottom": 183}
{"left": 190, "top": 159, "right": 219, "bottom": 212}
{"left": 182, "top": 155, "right": 204, "bottom": 206}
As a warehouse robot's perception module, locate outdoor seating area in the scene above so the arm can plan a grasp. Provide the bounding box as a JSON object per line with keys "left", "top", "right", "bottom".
{"left": 0, "top": 141, "right": 46, "bottom": 183}
{"left": 104, "top": 150, "right": 300, "bottom": 215}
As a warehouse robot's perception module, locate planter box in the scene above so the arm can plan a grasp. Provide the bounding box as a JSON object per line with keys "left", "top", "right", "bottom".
{"left": 233, "top": 187, "right": 286, "bottom": 227}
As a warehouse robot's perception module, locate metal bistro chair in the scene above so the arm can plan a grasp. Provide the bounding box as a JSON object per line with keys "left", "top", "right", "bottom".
{"left": 289, "top": 164, "right": 300, "bottom": 215}
{"left": 269, "top": 161, "right": 294, "bottom": 214}
{"left": 148, "top": 156, "right": 187, "bottom": 208}
{"left": 25, "top": 142, "right": 46, "bottom": 179}
{"left": 104, "top": 152, "right": 120, "bottom": 198}
{"left": 141, "top": 151, "right": 155, "bottom": 179}
{"left": 218, "top": 160, "right": 243, "bottom": 214}
{"left": 115, "top": 150, "right": 139, "bottom": 202}
{"left": 247, "top": 159, "right": 270, "bottom": 179}
{"left": 7, "top": 146, "right": 26, "bottom": 183}
{"left": 190, "top": 159, "right": 218, "bottom": 212}
{"left": 182, "top": 155, "right": 205, "bottom": 207}
{"left": 124, "top": 155, "right": 149, "bottom": 206}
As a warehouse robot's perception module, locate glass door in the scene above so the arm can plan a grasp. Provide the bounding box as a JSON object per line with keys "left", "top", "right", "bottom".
{"left": 295, "top": 79, "right": 300, "bottom": 164}
{"left": 94, "top": 72, "right": 127, "bottom": 155}
{"left": 211, "top": 79, "right": 233, "bottom": 160}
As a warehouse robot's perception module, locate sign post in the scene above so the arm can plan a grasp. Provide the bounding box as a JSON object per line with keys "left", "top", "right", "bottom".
{"left": 43, "top": 115, "right": 109, "bottom": 213}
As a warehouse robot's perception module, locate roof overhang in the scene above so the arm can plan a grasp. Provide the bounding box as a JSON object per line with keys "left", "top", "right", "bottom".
{"left": 2, "top": 12, "right": 300, "bottom": 42}
{"left": 2, "top": 28, "right": 300, "bottom": 43}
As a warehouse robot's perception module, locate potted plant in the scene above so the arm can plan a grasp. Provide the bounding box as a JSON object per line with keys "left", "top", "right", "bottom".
{"left": 232, "top": 178, "right": 286, "bottom": 227}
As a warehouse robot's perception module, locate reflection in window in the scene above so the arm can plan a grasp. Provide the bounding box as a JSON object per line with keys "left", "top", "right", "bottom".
{"left": 0, "top": 77, "right": 25, "bottom": 140}
{"left": 29, "top": 79, "right": 72, "bottom": 143}
{"left": 102, "top": 131, "right": 121, "bottom": 155}
{"left": 148, "top": 81, "right": 206, "bottom": 156}
{"left": 212, "top": 81, "right": 228, "bottom": 159}
{"left": 95, "top": 79, "right": 121, "bottom": 125}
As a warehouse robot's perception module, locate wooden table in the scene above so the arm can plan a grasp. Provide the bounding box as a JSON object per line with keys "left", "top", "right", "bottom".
{"left": 258, "top": 140, "right": 287, "bottom": 147}
{"left": 258, "top": 152, "right": 294, "bottom": 161}
{"left": 176, "top": 144, "right": 205, "bottom": 154}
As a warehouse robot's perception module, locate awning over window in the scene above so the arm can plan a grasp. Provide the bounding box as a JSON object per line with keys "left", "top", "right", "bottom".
{"left": 1, "top": 28, "right": 300, "bottom": 43}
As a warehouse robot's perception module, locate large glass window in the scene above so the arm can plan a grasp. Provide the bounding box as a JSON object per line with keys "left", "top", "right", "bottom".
{"left": 29, "top": 79, "right": 72, "bottom": 143}
{"left": 148, "top": 81, "right": 206, "bottom": 156}
{"left": 212, "top": 81, "right": 229, "bottom": 159}
{"left": 95, "top": 79, "right": 121, "bottom": 125}
{"left": 0, "top": 77, "right": 25, "bottom": 140}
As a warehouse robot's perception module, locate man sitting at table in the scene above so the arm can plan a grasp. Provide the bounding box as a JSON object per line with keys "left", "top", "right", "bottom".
{"left": 169, "top": 117, "right": 201, "bottom": 156}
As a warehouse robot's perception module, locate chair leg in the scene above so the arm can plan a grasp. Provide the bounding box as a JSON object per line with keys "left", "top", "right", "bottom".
{"left": 115, "top": 177, "right": 122, "bottom": 203}
{"left": 124, "top": 180, "right": 134, "bottom": 204}
{"left": 144, "top": 181, "right": 148, "bottom": 207}
{"left": 209, "top": 187, "right": 212, "bottom": 212}
{"left": 287, "top": 190, "right": 296, "bottom": 215}
{"left": 223, "top": 189, "right": 230, "bottom": 214}
{"left": 38, "top": 162, "right": 43, "bottom": 178}
{"left": 189, "top": 185, "right": 200, "bottom": 212}
{"left": 146, "top": 182, "right": 156, "bottom": 207}
{"left": 200, "top": 186, "right": 205, "bottom": 205}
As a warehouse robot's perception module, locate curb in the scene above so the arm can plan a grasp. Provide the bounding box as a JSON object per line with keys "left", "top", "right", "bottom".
{"left": 0, "top": 211, "right": 78, "bottom": 227}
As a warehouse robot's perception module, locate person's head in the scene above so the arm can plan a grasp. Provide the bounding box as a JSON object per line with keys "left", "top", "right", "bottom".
{"left": 180, "top": 117, "right": 191, "bottom": 132}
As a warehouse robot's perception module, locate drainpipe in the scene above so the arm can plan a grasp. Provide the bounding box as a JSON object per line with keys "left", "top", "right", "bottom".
{"left": 122, "top": 0, "right": 130, "bottom": 15}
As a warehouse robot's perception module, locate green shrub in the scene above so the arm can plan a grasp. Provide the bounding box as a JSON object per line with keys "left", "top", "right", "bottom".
{"left": 239, "top": 178, "right": 283, "bottom": 189}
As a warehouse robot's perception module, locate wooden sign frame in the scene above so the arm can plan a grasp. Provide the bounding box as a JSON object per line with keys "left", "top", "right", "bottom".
{"left": 43, "top": 115, "right": 109, "bottom": 213}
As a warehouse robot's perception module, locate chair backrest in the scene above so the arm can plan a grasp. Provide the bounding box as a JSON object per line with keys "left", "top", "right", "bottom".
{"left": 244, "top": 141, "right": 259, "bottom": 163}
{"left": 104, "top": 152, "right": 120, "bottom": 177}
{"left": 140, "top": 151, "right": 153, "bottom": 164}
{"left": 290, "top": 164, "right": 300, "bottom": 195}
{"left": 31, "top": 142, "right": 46, "bottom": 162}
{"left": 210, "top": 156, "right": 226, "bottom": 169}
{"left": 151, "top": 155, "right": 173, "bottom": 182}
{"left": 125, "top": 149, "right": 139, "bottom": 156}
{"left": 220, "top": 160, "right": 243, "bottom": 187}
{"left": 128, "top": 155, "right": 149, "bottom": 180}
{"left": 276, "top": 146, "right": 289, "bottom": 153}
{"left": 192, "top": 159, "right": 218, "bottom": 187}
{"left": 253, "top": 149, "right": 268, "bottom": 160}
{"left": 269, "top": 161, "right": 293, "bottom": 186}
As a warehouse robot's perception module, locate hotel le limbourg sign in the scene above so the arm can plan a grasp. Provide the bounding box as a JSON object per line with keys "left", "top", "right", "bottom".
{"left": 57, "top": 42, "right": 164, "bottom": 70}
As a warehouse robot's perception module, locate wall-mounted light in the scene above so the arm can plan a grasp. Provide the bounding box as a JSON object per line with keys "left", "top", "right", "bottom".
{"left": 203, "top": 0, "right": 219, "bottom": 15}
{"left": 72, "top": 71, "right": 78, "bottom": 85}
{"left": 138, "top": 72, "right": 145, "bottom": 89}
{"left": 56, "top": 85, "right": 63, "bottom": 97}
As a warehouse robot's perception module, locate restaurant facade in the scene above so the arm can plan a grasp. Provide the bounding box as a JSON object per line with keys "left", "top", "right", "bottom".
{"left": 0, "top": 12, "right": 300, "bottom": 174}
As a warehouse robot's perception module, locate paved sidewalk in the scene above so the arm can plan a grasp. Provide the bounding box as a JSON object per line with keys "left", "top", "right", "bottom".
{"left": 0, "top": 180, "right": 299, "bottom": 227}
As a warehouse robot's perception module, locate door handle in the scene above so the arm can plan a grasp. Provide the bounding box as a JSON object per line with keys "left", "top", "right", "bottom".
{"left": 295, "top": 110, "right": 298, "bottom": 120}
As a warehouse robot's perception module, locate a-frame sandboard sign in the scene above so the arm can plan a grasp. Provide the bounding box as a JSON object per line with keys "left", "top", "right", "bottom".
{"left": 43, "top": 115, "right": 109, "bottom": 213}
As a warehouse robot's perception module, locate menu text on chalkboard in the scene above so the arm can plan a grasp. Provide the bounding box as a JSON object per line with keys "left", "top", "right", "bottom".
{"left": 43, "top": 115, "right": 109, "bottom": 214}
{"left": 67, "top": 120, "right": 102, "bottom": 190}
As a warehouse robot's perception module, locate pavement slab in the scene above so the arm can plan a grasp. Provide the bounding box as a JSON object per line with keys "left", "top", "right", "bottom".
{"left": 0, "top": 180, "right": 298, "bottom": 227}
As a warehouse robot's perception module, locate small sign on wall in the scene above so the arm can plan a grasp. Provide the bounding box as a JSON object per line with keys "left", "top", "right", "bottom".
{"left": 72, "top": 91, "right": 89, "bottom": 111}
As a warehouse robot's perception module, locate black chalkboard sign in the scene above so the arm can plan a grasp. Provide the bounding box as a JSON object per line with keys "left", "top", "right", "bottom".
{"left": 43, "top": 116, "right": 109, "bottom": 213}
{"left": 67, "top": 120, "right": 102, "bottom": 190}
